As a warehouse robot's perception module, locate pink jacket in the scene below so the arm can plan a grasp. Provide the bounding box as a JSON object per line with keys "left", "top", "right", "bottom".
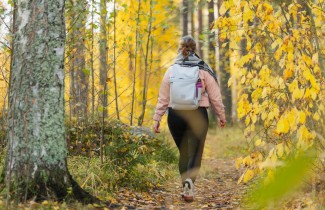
{"left": 153, "top": 66, "right": 226, "bottom": 122}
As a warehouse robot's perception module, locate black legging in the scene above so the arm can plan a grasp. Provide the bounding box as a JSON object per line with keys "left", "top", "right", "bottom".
{"left": 167, "top": 107, "right": 209, "bottom": 184}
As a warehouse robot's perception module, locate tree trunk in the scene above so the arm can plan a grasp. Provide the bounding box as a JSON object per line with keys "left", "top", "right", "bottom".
{"left": 207, "top": 0, "right": 218, "bottom": 125}
{"left": 130, "top": 0, "right": 141, "bottom": 125}
{"left": 69, "top": 0, "right": 89, "bottom": 120}
{"left": 197, "top": 0, "right": 204, "bottom": 59}
{"left": 208, "top": 0, "right": 216, "bottom": 71}
{"left": 217, "top": 0, "right": 232, "bottom": 123}
{"left": 113, "top": 0, "right": 120, "bottom": 120}
{"left": 99, "top": 0, "right": 108, "bottom": 119}
{"left": 90, "top": 0, "right": 95, "bottom": 120}
{"left": 182, "top": 0, "right": 189, "bottom": 36}
{"left": 189, "top": 0, "right": 195, "bottom": 37}
{"left": 1, "top": 0, "right": 97, "bottom": 203}
{"left": 138, "top": 0, "right": 153, "bottom": 126}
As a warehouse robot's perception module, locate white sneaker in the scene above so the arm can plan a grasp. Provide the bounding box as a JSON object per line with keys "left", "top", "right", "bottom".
{"left": 182, "top": 178, "right": 194, "bottom": 202}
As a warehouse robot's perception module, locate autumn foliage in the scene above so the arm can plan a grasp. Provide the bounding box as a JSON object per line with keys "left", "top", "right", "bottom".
{"left": 216, "top": 0, "right": 324, "bottom": 184}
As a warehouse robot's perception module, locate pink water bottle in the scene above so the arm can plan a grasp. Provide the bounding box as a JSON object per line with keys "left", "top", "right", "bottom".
{"left": 196, "top": 79, "right": 202, "bottom": 100}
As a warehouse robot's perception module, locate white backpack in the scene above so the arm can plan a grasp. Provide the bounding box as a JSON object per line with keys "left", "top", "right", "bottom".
{"left": 169, "top": 64, "right": 202, "bottom": 110}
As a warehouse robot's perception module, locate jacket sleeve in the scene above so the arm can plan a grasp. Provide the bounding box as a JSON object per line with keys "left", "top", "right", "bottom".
{"left": 153, "top": 67, "right": 172, "bottom": 121}
{"left": 204, "top": 71, "right": 226, "bottom": 122}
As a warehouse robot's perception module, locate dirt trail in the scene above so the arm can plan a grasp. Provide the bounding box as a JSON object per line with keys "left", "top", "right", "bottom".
{"left": 151, "top": 159, "right": 246, "bottom": 209}
{"left": 115, "top": 130, "right": 248, "bottom": 209}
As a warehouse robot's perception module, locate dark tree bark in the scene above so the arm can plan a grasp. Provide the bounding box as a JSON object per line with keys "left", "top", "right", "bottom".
{"left": 208, "top": 0, "right": 219, "bottom": 125}
{"left": 217, "top": 0, "right": 232, "bottom": 123}
{"left": 208, "top": 0, "right": 216, "bottom": 71}
{"left": 189, "top": 0, "right": 195, "bottom": 37}
{"left": 182, "top": 0, "right": 189, "bottom": 36}
{"left": 69, "top": 0, "right": 89, "bottom": 120}
{"left": 0, "top": 0, "right": 97, "bottom": 203}
{"left": 198, "top": 0, "right": 204, "bottom": 59}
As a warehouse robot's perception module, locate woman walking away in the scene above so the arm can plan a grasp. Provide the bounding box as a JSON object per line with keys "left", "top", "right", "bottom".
{"left": 153, "top": 35, "right": 226, "bottom": 202}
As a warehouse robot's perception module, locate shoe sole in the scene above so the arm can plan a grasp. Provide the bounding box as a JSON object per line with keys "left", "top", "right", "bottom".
{"left": 183, "top": 195, "right": 194, "bottom": 202}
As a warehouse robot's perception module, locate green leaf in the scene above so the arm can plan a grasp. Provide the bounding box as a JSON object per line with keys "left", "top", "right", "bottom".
{"left": 82, "top": 68, "right": 90, "bottom": 76}
{"left": 246, "top": 149, "right": 315, "bottom": 209}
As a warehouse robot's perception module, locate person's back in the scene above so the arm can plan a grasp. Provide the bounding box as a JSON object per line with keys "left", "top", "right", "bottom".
{"left": 153, "top": 35, "right": 226, "bottom": 202}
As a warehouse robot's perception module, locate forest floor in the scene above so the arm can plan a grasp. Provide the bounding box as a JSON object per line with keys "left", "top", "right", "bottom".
{"left": 112, "top": 126, "right": 249, "bottom": 209}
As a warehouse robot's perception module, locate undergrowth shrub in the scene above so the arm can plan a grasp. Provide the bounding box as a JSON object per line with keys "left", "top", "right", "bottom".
{"left": 67, "top": 120, "right": 177, "bottom": 192}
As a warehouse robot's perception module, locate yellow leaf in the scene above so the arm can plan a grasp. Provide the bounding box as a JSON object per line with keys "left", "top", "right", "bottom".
{"left": 228, "top": 77, "right": 233, "bottom": 87}
{"left": 287, "top": 109, "right": 296, "bottom": 125}
{"left": 243, "top": 156, "right": 252, "bottom": 166}
{"left": 42, "top": 200, "right": 49, "bottom": 205}
{"left": 241, "top": 76, "right": 246, "bottom": 84}
{"left": 246, "top": 36, "right": 252, "bottom": 51}
{"left": 255, "top": 139, "right": 266, "bottom": 147}
{"left": 261, "top": 112, "right": 267, "bottom": 120}
{"left": 243, "top": 169, "right": 255, "bottom": 183}
{"left": 219, "top": 2, "right": 227, "bottom": 16}
{"left": 287, "top": 52, "right": 294, "bottom": 61}
{"left": 270, "top": 150, "right": 278, "bottom": 165}
{"left": 264, "top": 170, "right": 274, "bottom": 185}
{"left": 283, "top": 68, "right": 294, "bottom": 80}
{"left": 303, "top": 69, "right": 312, "bottom": 81}
{"left": 271, "top": 38, "right": 282, "bottom": 49}
{"left": 243, "top": 5, "right": 254, "bottom": 23}
{"left": 245, "top": 116, "right": 251, "bottom": 126}
{"left": 276, "top": 143, "right": 284, "bottom": 157}
{"left": 310, "top": 88, "right": 317, "bottom": 100}
{"left": 313, "top": 112, "right": 320, "bottom": 121}
{"left": 287, "top": 41, "right": 294, "bottom": 52}
{"left": 276, "top": 117, "right": 290, "bottom": 134}
{"left": 236, "top": 157, "right": 243, "bottom": 170}
{"left": 299, "top": 111, "right": 306, "bottom": 124}
{"left": 292, "top": 88, "right": 304, "bottom": 101}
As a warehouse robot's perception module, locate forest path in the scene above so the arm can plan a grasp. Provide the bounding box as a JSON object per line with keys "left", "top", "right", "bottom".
{"left": 114, "top": 127, "right": 248, "bottom": 209}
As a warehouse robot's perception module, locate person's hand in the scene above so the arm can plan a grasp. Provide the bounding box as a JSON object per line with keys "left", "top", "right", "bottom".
{"left": 153, "top": 121, "right": 160, "bottom": 133}
{"left": 219, "top": 119, "right": 226, "bottom": 128}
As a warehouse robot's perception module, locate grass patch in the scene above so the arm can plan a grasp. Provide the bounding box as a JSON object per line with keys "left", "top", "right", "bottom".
{"left": 204, "top": 125, "right": 248, "bottom": 159}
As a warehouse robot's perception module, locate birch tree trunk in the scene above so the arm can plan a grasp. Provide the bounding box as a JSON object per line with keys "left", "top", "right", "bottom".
{"left": 1, "top": 0, "right": 96, "bottom": 203}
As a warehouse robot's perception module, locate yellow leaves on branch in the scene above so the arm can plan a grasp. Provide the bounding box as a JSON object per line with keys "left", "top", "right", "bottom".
{"left": 237, "top": 152, "right": 263, "bottom": 184}
{"left": 221, "top": 0, "right": 325, "bottom": 185}
{"left": 297, "top": 125, "right": 316, "bottom": 150}
{"left": 238, "top": 94, "right": 250, "bottom": 118}
{"left": 276, "top": 117, "right": 290, "bottom": 134}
